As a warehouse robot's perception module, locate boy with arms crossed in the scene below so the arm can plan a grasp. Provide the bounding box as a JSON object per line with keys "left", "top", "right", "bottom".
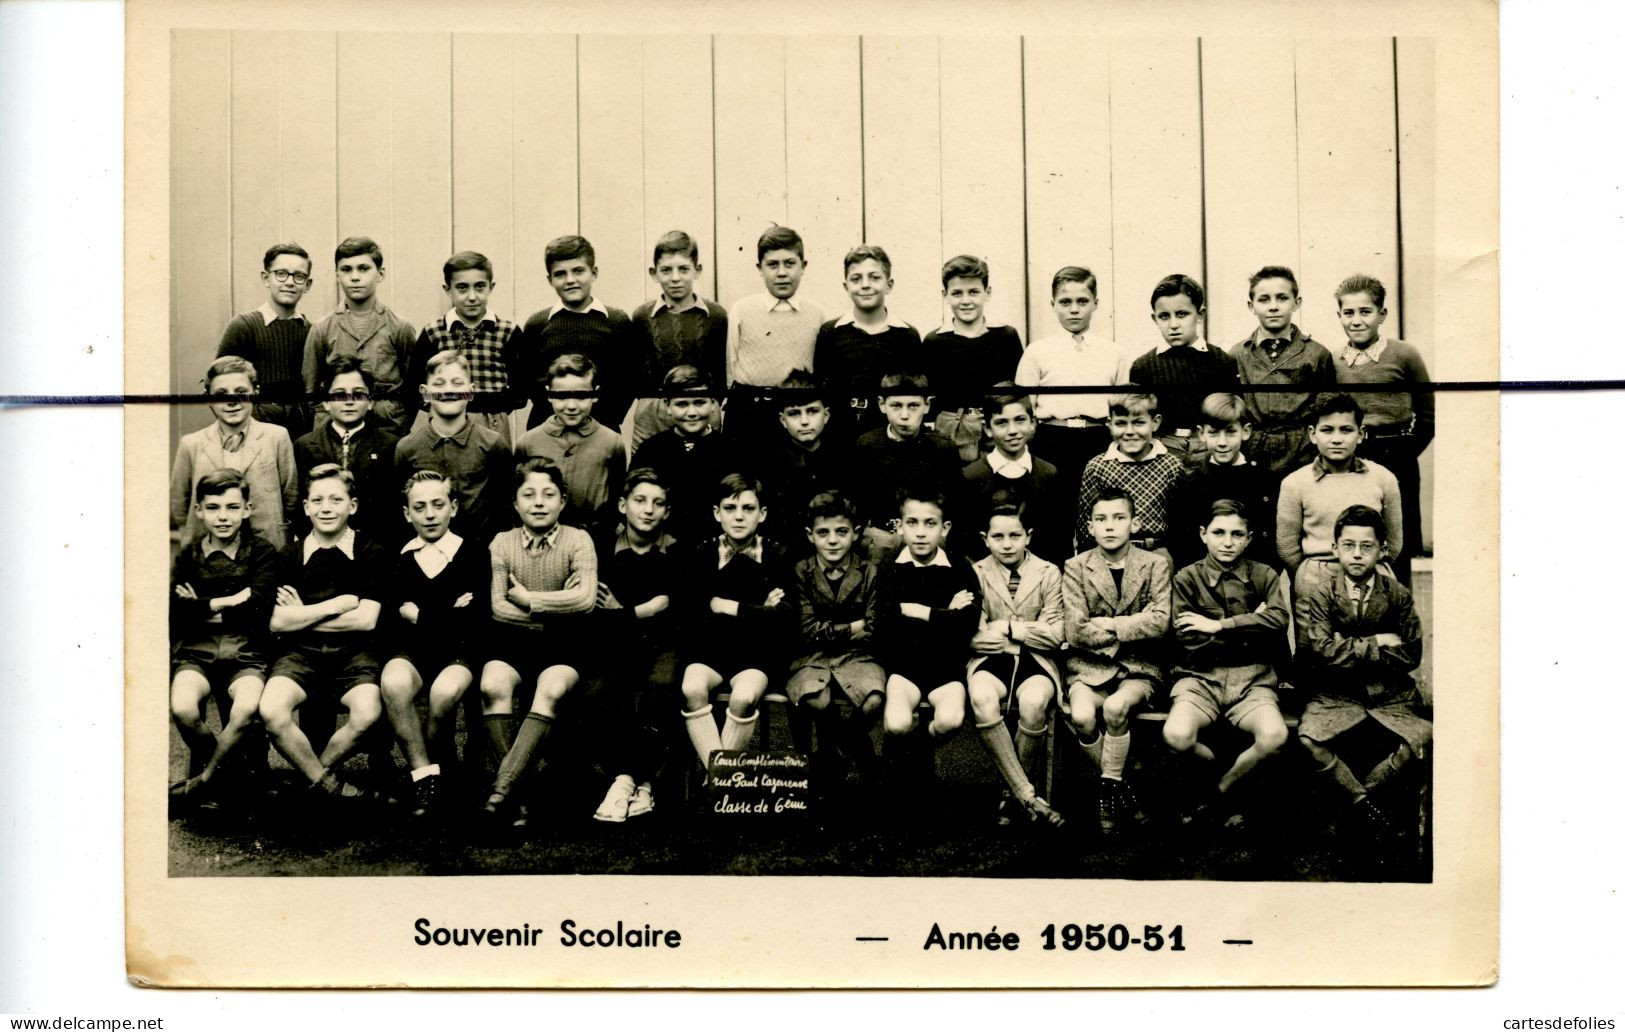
{"left": 408, "top": 251, "right": 526, "bottom": 445}
{"left": 395, "top": 350, "right": 513, "bottom": 545}
{"left": 1232, "top": 265, "right": 1337, "bottom": 479}
{"left": 216, "top": 242, "right": 315, "bottom": 437}
{"left": 1130, "top": 274, "right": 1241, "bottom": 464}
{"left": 303, "top": 236, "right": 418, "bottom": 437}
{"left": 920, "top": 255, "right": 1024, "bottom": 461}
{"left": 628, "top": 230, "right": 729, "bottom": 451}
{"left": 521, "top": 235, "right": 636, "bottom": 431}
{"left": 515, "top": 353, "right": 626, "bottom": 536}
{"left": 814, "top": 245, "right": 924, "bottom": 446}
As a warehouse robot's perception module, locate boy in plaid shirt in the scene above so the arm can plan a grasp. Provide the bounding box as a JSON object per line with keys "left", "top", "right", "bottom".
{"left": 408, "top": 251, "right": 526, "bottom": 445}
{"left": 1076, "top": 392, "right": 1185, "bottom": 557}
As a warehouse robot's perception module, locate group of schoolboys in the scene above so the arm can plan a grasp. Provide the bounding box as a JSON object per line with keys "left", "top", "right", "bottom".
{"left": 170, "top": 225, "right": 1433, "bottom": 842}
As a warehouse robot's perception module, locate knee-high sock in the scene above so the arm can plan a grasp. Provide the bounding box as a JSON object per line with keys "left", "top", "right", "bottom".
{"left": 1015, "top": 721, "right": 1046, "bottom": 777}
{"left": 492, "top": 713, "right": 553, "bottom": 798}
{"left": 1317, "top": 756, "right": 1367, "bottom": 800}
{"left": 978, "top": 718, "right": 1036, "bottom": 800}
{"left": 178, "top": 725, "right": 216, "bottom": 777}
{"left": 483, "top": 714, "right": 514, "bottom": 778}
{"left": 1363, "top": 745, "right": 1413, "bottom": 792}
{"left": 683, "top": 705, "right": 723, "bottom": 767}
{"left": 720, "top": 709, "right": 759, "bottom": 752}
{"left": 1075, "top": 728, "right": 1104, "bottom": 771}
{"left": 1101, "top": 729, "right": 1130, "bottom": 781}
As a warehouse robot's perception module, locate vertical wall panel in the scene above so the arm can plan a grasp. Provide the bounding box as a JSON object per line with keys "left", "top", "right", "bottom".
{"left": 713, "top": 35, "right": 788, "bottom": 310}
{"left": 385, "top": 33, "right": 453, "bottom": 326}
{"left": 1107, "top": 38, "right": 1204, "bottom": 359}
{"left": 1201, "top": 38, "right": 1301, "bottom": 349}
{"left": 229, "top": 33, "right": 283, "bottom": 315}
{"left": 577, "top": 36, "right": 645, "bottom": 314}
{"left": 1022, "top": 36, "right": 1115, "bottom": 346}
{"left": 451, "top": 34, "right": 517, "bottom": 325}
{"left": 641, "top": 36, "right": 716, "bottom": 305}
{"left": 939, "top": 36, "right": 1026, "bottom": 336}
{"left": 861, "top": 36, "right": 942, "bottom": 331}
{"left": 1294, "top": 38, "right": 1400, "bottom": 346}
{"left": 1397, "top": 37, "right": 1435, "bottom": 550}
{"left": 171, "top": 30, "right": 233, "bottom": 441}
{"left": 784, "top": 36, "right": 863, "bottom": 321}
{"left": 512, "top": 34, "right": 579, "bottom": 324}
{"left": 278, "top": 32, "right": 337, "bottom": 320}
{"left": 335, "top": 33, "right": 396, "bottom": 311}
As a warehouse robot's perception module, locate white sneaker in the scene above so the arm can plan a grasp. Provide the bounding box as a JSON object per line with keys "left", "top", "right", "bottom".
{"left": 627, "top": 781, "right": 655, "bottom": 818}
{"left": 593, "top": 775, "right": 636, "bottom": 823}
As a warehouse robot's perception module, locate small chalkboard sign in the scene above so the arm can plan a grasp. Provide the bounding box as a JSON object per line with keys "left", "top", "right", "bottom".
{"left": 706, "top": 749, "right": 812, "bottom": 819}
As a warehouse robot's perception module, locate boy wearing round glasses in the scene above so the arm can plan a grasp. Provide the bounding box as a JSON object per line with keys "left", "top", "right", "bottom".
{"left": 217, "top": 243, "right": 317, "bottom": 437}
{"left": 293, "top": 355, "right": 400, "bottom": 537}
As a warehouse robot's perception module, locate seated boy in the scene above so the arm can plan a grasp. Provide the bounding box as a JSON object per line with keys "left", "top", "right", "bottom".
{"left": 630, "top": 365, "right": 741, "bottom": 547}
{"left": 1130, "top": 273, "right": 1241, "bottom": 464}
{"left": 768, "top": 370, "right": 851, "bottom": 545}
{"left": 520, "top": 234, "right": 636, "bottom": 431}
{"left": 1062, "top": 487, "right": 1173, "bottom": 832}
{"left": 1277, "top": 393, "right": 1403, "bottom": 602}
{"left": 1076, "top": 392, "right": 1185, "bottom": 558}
{"left": 874, "top": 487, "right": 981, "bottom": 798}
{"left": 961, "top": 384, "right": 1068, "bottom": 566}
{"left": 628, "top": 230, "right": 729, "bottom": 451}
{"left": 168, "top": 470, "right": 279, "bottom": 803}
{"left": 171, "top": 356, "right": 298, "bottom": 552}
{"left": 1168, "top": 393, "right": 1275, "bottom": 569}
{"left": 408, "top": 250, "right": 526, "bottom": 445}
{"left": 293, "top": 356, "right": 398, "bottom": 536}
{"left": 1332, "top": 274, "right": 1435, "bottom": 584}
{"left": 725, "top": 226, "right": 824, "bottom": 467}
{"left": 1294, "top": 505, "right": 1430, "bottom": 834}
{"left": 852, "top": 372, "right": 963, "bottom": 559}
{"left": 967, "top": 501, "right": 1065, "bottom": 826}
{"left": 394, "top": 349, "right": 513, "bottom": 544}
{"left": 216, "top": 242, "right": 315, "bottom": 437}
{"left": 921, "top": 255, "right": 1024, "bottom": 461}
{"left": 814, "top": 245, "right": 924, "bottom": 446}
{"left": 1232, "top": 265, "right": 1337, "bottom": 478}
{"left": 1164, "top": 499, "right": 1292, "bottom": 827}
{"left": 584, "top": 468, "right": 682, "bottom": 822}
{"left": 514, "top": 352, "right": 626, "bottom": 536}
{"left": 785, "top": 490, "right": 886, "bottom": 789}
{"left": 479, "top": 459, "right": 598, "bottom": 826}
{"left": 378, "top": 471, "right": 490, "bottom": 820}
{"left": 676, "top": 474, "right": 794, "bottom": 772}
{"left": 303, "top": 236, "right": 418, "bottom": 437}
{"left": 257, "top": 464, "right": 391, "bottom": 801}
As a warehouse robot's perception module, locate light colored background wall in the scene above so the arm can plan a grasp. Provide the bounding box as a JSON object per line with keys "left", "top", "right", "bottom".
{"left": 171, "top": 31, "right": 1436, "bottom": 546}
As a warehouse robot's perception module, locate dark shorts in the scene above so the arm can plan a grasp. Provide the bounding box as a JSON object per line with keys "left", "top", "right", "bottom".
{"left": 386, "top": 645, "right": 476, "bottom": 681}
{"left": 172, "top": 633, "right": 267, "bottom": 687}
{"left": 483, "top": 620, "right": 591, "bottom": 684}
{"left": 684, "top": 646, "right": 777, "bottom": 684}
{"left": 268, "top": 642, "right": 381, "bottom": 699}
{"left": 886, "top": 654, "right": 969, "bottom": 694}
{"left": 970, "top": 652, "right": 1058, "bottom": 695}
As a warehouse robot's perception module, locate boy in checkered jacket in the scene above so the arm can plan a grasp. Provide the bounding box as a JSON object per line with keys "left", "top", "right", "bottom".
{"left": 1075, "top": 392, "right": 1185, "bottom": 558}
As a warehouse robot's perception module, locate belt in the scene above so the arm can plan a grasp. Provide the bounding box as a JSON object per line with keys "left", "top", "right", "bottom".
{"left": 1365, "top": 420, "right": 1416, "bottom": 439}
{"left": 1170, "top": 428, "right": 1195, "bottom": 438}
{"left": 848, "top": 397, "right": 870, "bottom": 410}
{"left": 1130, "top": 535, "right": 1165, "bottom": 551}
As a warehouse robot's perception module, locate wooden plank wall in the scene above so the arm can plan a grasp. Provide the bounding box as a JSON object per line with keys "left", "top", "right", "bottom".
{"left": 169, "top": 30, "right": 1436, "bottom": 544}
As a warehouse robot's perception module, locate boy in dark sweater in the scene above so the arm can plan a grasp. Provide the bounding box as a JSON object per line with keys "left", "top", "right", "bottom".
{"left": 961, "top": 386, "right": 1069, "bottom": 566}
{"left": 814, "top": 245, "right": 923, "bottom": 446}
{"left": 168, "top": 470, "right": 279, "bottom": 803}
{"left": 520, "top": 235, "right": 636, "bottom": 430}
{"left": 676, "top": 474, "right": 794, "bottom": 771}
{"left": 1169, "top": 393, "right": 1275, "bottom": 569}
{"left": 293, "top": 357, "right": 398, "bottom": 538}
{"left": 852, "top": 372, "right": 964, "bottom": 560}
{"left": 630, "top": 365, "right": 743, "bottom": 547}
{"left": 921, "top": 255, "right": 1024, "bottom": 461}
{"left": 627, "top": 230, "right": 729, "bottom": 451}
{"left": 767, "top": 369, "right": 851, "bottom": 552}
{"left": 1130, "top": 273, "right": 1240, "bottom": 464}
{"left": 216, "top": 242, "right": 315, "bottom": 437}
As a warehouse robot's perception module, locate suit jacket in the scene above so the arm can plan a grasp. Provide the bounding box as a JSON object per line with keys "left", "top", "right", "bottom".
{"left": 1295, "top": 568, "right": 1423, "bottom": 704}
{"left": 969, "top": 553, "right": 1064, "bottom": 686}
{"left": 170, "top": 419, "right": 299, "bottom": 552}
{"left": 787, "top": 551, "right": 882, "bottom": 672}
{"left": 1061, "top": 545, "right": 1172, "bottom": 688}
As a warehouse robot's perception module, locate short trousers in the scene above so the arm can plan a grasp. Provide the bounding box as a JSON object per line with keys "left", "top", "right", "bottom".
{"left": 384, "top": 647, "right": 476, "bottom": 682}
{"left": 1299, "top": 692, "right": 1432, "bottom": 754}
{"left": 268, "top": 642, "right": 381, "bottom": 699}
{"left": 684, "top": 647, "right": 777, "bottom": 685}
{"left": 1170, "top": 665, "right": 1281, "bottom": 727}
{"left": 172, "top": 633, "right": 267, "bottom": 687}
{"left": 483, "top": 620, "right": 591, "bottom": 683}
{"left": 786, "top": 655, "right": 886, "bottom": 706}
{"left": 1068, "top": 675, "right": 1157, "bottom": 714}
{"left": 886, "top": 655, "right": 969, "bottom": 696}
{"left": 970, "top": 652, "right": 1058, "bottom": 697}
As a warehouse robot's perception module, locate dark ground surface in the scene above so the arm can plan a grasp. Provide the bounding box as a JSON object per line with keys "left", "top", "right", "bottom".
{"left": 167, "top": 567, "right": 1432, "bottom": 881}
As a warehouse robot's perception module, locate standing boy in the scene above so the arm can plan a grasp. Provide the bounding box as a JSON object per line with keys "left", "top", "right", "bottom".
{"left": 767, "top": 370, "right": 851, "bottom": 542}
{"left": 851, "top": 372, "right": 964, "bottom": 559}
{"left": 293, "top": 356, "right": 398, "bottom": 537}
{"left": 1232, "top": 266, "right": 1337, "bottom": 478}
{"left": 920, "top": 255, "right": 1024, "bottom": 461}
{"left": 394, "top": 350, "right": 513, "bottom": 545}
{"left": 521, "top": 235, "right": 636, "bottom": 431}
{"left": 628, "top": 230, "right": 729, "bottom": 450}
{"left": 1075, "top": 392, "right": 1185, "bottom": 558}
{"left": 725, "top": 226, "right": 825, "bottom": 462}
{"left": 1168, "top": 393, "right": 1275, "bottom": 569}
{"left": 814, "top": 245, "right": 924, "bottom": 446}
{"left": 514, "top": 352, "right": 626, "bottom": 536}
{"left": 1130, "top": 273, "right": 1241, "bottom": 464}
{"left": 407, "top": 251, "right": 526, "bottom": 445}
{"left": 961, "top": 385, "right": 1069, "bottom": 566}
{"left": 217, "top": 243, "right": 315, "bottom": 437}
{"left": 302, "top": 236, "right": 417, "bottom": 437}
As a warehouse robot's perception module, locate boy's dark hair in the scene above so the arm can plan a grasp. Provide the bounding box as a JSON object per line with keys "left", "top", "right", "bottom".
{"left": 1091, "top": 484, "right": 1137, "bottom": 518}
{"left": 325, "top": 354, "right": 377, "bottom": 393}
{"left": 980, "top": 381, "right": 1033, "bottom": 422}
{"left": 897, "top": 484, "right": 948, "bottom": 519}
{"left": 1198, "top": 392, "right": 1248, "bottom": 429}
{"left": 335, "top": 236, "right": 384, "bottom": 269}
{"left": 1150, "top": 273, "right": 1205, "bottom": 311}
{"left": 1206, "top": 497, "right": 1250, "bottom": 529}
{"left": 1309, "top": 392, "right": 1365, "bottom": 427}
{"left": 545, "top": 234, "right": 596, "bottom": 272}
{"left": 205, "top": 355, "right": 258, "bottom": 391}
{"left": 756, "top": 225, "right": 805, "bottom": 263}
{"left": 1051, "top": 265, "right": 1098, "bottom": 298}
{"left": 442, "top": 250, "right": 493, "bottom": 284}
{"left": 941, "top": 254, "right": 989, "bottom": 289}
{"left": 777, "top": 368, "right": 830, "bottom": 412}
{"left": 401, "top": 469, "right": 455, "bottom": 502}
{"left": 262, "top": 243, "right": 311, "bottom": 270}
{"left": 652, "top": 230, "right": 700, "bottom": 266}
{"left": 843, "top": 244, "right": 892, "bottom": 277}
{"left": 1248, "top": 265, "right": 1298, "bottom": 296}
{"left": 805, "top": 490, "right": 861, "bottom": 528}
{"left": 1108, "top": 391, "right": 1160, "bottom": 418}
{"left": 621, "top": 466, "right": 668, "bottom": 499}
{"left": 663, "top": 363, "right": 716, "bottom": 397}
{"left": 547, "top": 351, "right": 598, "bottom": 385}
{"left": 305, "top": 462, "right": 356, "bottom": 499}
{"left": 1335, "top": 273, "right": 1387, "bottom": 310}
{"left": 194, "top": 468, "right": 250, "bottom": 504}
{"left": 715, "top": 472, "right": 765, "bottom": 505}
{"left": 985, "top": 494, "right": 1028, "bottom": 529}
{"left": 878, "top": 371, "right": 931, "bottom": 399}
{"left": 1334, "top": 503, "right": 1387, "bottom": 545}
{"left": 514, "top": 456, "right": 567, "bottom": 497}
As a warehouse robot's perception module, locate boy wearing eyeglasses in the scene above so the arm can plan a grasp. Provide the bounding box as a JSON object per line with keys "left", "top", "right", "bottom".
{"left": 293, "top": 355, "right": 400, "bottom": 537}
{"left": 216, "top": 243, "right": 317, "bottom": 438}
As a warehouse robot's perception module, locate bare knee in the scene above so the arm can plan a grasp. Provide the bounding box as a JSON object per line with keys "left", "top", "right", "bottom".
{"left": 680, "top": 667, "right": 714, "bottom": 712}
{"left": 345, "top": 693, "right": 384, "bottom": 733}
{"left": 1163, "top": 720, "right": 1197, "bottom": 752}
{"left": 967, "top": 685, "right": 1003, "bottom": 725}
{"left": 883, "top": 701, "right": 917, "bottom": 736}
{"left": 1101, "top": 696, "right": 1132, "bottom": 731}
{"left": 1253, "top": 718, "right": 1289, "bottom": 754}
{"left": 800, "top": 688, "right": 829, "bottom": 712}
{"left": 1016, "top": 690, "right": 1050, "bottom": 729}
{"left": 380, "top": 674, "right": 417, "bottom": 710}
{"left": 480, "top": 668, "right": 516, "bottom": 710}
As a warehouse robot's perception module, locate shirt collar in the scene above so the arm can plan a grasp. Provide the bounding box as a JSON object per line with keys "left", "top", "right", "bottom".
{"left": 1210, "top": 451, "right": 1248, "bottom": 466}
{"left": 1311, "top": 454, "right": 1369, "bottom": 480}
{"left": 255, "top": 301, "right": 307, "bottom": 325}
{"left": 934, "top": 317, "right": 1003, "bottom": 336}
{"left": 1250, "top": 324, "right": 1306, "bottom": 348}
{"left": 401, "top": 531, "right": 464, "bottom": 559}
{"left": 765, "top": 293, "right": 804, "bottom": 313}
{"left": 652, "top": 293, "right": 707, "bottom": 315}
{"left": 1156, "top": 337, "right": 1209, "bottom": 354}
{"left": 443, "top": 308, "right": 499, "bottom": 332}
{"left": 614, "top": 525, "right": 675, "bottom": 554}
{"left": 303, "top": 527, "right": 357, "bottom": 563}
{"left": 717, "top": 535, "right": 765, "bottom": 567}
{"left": 1342, "top": 338, "right": 1389, "bottom": 365}
{"left": 896, "top": 547, "right": 952, "bottom": 569}
{"left": 1197, "top": 553, "right": 1246, "bottom": 586}
{"left": 1345, "top": 572, "right": 1376, "bottom": 601}
{"left": 547, "top": 298, "right": 610, "bottom": 321}
{"left": 330, "top": 420, "right": 366, "bottom": 443}
{"left": 543, "top": 414, "right": 599, "bottom": 438}
{"left": 1102, "top": 439, "right": 1170, "bottom": 463}
{"left": 521, "top": 525, "right": 562, "bottom": 552}
{"left": 818, "top": 552, "right": 856, "bottom": 578}
{"left": 833, "top": 311, "right": 910, "bottom": 331}
{"left": 986, "top": 448, "right": 1034, "bottom": 478}
{"left": 200, "top": 535, "right": 243, "bottom": 559}
{"left": 429, "top": 419, "right": 476, "bottom": 447}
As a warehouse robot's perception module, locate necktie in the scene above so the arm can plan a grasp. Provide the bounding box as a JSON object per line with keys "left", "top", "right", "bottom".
{"left": 1007, "top": 566, "right": 1021, "bottom": 598}
{"left": 221, "top": 431, "right": 244, "bottom": 453}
